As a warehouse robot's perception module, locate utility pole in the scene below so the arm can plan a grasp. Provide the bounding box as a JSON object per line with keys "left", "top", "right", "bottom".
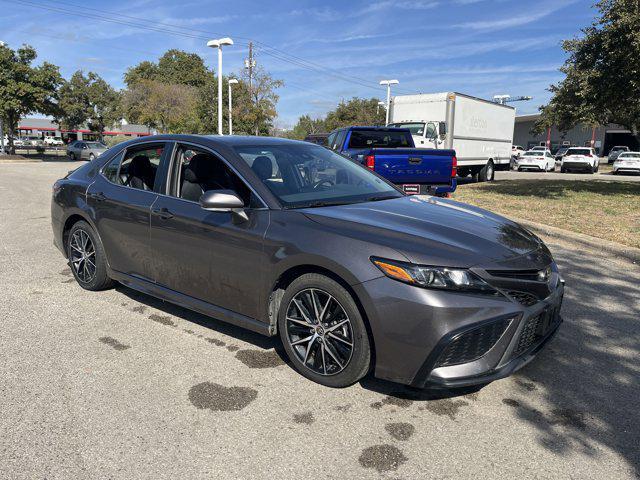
{"left": 245, "top": 42, "right": 255, "bottom": 100}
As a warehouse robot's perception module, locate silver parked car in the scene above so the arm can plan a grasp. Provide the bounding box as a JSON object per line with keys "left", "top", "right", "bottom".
{"left": 67, "top": 141, "right": 108, "bottom": 161}
{"left": 608, "top": 146, "right": 629, "bottom": 164}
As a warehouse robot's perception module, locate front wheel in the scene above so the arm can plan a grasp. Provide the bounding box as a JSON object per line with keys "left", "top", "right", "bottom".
{"left": 67, "top": 220, "right": 114, "bottom": 291}
{"left": 278, "top": 274, "right": 371, "bottom": 388}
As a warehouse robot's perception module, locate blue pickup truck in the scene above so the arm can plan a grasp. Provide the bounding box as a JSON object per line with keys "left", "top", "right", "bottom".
{"left": 325, "top": 126, "right": 457, "bottom": 196}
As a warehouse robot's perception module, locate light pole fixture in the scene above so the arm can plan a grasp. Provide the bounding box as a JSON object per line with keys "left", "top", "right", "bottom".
{"left": 379, "top": 79, "right": 399, "bottom": 126}
{"left": 228, "top": 78, "right": 238, "bottom": 135}
{"left": 207, "top": 37, "right": 234, "bottom": 135}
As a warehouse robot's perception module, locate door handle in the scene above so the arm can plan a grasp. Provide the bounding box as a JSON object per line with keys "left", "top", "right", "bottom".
{"left": 88, "top": 192, "right": 106, "bottom": 202}
{"left": 151, "top": 207, "right": 174, "bottom": 220}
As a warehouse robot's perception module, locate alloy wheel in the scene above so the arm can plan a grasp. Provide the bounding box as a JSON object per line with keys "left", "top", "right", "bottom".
{"left": 285, "top": 288, "right": 354, "bottom": 376}
{"left": 69, "top": 229, "right": 96, "bottom": 283}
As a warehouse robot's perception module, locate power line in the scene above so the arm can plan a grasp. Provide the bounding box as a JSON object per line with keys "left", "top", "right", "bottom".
{"left": 7, "top": 0, "right": 414, "bottom": 95}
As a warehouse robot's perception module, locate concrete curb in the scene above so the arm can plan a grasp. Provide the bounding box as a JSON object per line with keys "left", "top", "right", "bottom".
{"left": 510, "top": 215, "right": 640, "bottom": 264}
{"left": 0, "top": 156, "right": 41, "bottom": 163}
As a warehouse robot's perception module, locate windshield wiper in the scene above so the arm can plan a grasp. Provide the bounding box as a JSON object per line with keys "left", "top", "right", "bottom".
{"left": 366, "top": 195, "right": 401, "bottom": 202}
{"left": 289, "top": 200, "right": 355, "bottom": 209}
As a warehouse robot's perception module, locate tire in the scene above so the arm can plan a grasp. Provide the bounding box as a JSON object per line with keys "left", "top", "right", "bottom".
{"left": 560, "top": 166, "right": 566, "bottom": 173}
{"left": 278, "top": 273, "right": 371, "bottom": 388}
{"left": 66, "top": 220, "right": 114, "bottom": 291}
{"left": 89, "top": 153, "right": 95, "bottom": 161}
{"left": 69, "top": 152, "right": 75, "bottom": 161}
{"left": 594, "top": 163, "right": 599, "bottom": 173}
{"left": 478, "top": 160, "right": 494, "bottom": 182}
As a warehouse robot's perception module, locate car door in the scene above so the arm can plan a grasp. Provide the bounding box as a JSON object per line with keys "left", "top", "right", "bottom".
{"left": 149, "top": 142, "right": 270, "bottom": 320}
{"left": 87, "top": 142, "right": 171, "bottom": 280}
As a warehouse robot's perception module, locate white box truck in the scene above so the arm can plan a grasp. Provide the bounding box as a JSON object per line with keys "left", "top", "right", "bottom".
{"left": 389, "top": 92, "right": 515, "bottom": 181}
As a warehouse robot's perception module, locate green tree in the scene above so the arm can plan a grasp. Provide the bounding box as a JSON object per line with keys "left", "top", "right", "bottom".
{"left": 57, "top": 71, "right": 121, "bottom": 139}
{"left": 124, "top": 49, "right": 210, "bottom": 88}
{"left": 537, "top": 0, "right": 640, "bottom": 134}
{"left": 287, "top": 97, "right": 385, "bottom": 139}
{"left": 123, "top": 79, "right": 199, "bottom": 134}
{"left": 240, "top": 66, "right": 284, "bottom": 135}
{"left": 0, "top": 44, "right": 62, "bottom": 154}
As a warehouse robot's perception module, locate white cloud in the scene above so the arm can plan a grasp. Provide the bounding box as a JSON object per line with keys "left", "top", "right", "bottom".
{"left": 455, "top": 0, "right": 580, "bottom": 30}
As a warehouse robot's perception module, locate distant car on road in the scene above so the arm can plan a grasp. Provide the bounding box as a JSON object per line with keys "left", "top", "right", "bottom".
{"left": 613, "top": 152, "right": 640, "bottom": 175}
{"left": 44, "top": 136, "right": 64, "bottom": 147}
{"left": 67, "top": 141, "right": 108, "bottom": 161}
{"left": 561, "top": 147, "right": 599, "bottom": 173}
{"left": 608, "top": 146, "right": 630, "bottom": 164}
{"left": 515, "top": 150, "right": 556, "bottom": 172}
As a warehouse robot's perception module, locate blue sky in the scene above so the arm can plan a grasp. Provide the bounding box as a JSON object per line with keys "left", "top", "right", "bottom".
{"left": 1, "top": 0, "right": 595, "bottom": 127}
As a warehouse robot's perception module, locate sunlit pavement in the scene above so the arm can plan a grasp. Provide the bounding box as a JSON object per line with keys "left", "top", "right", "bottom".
{"left": 1, "top": 161, "right": 638, "bottom": 479}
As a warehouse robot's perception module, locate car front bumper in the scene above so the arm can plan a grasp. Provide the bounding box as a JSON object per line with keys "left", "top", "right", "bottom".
{"left": 353, "top": 273, "right": 564, "bottom": 388}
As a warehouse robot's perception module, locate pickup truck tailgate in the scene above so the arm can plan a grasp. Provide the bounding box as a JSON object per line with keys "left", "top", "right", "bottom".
{"left": 371, "top": 148, "right": 454, "bottom": 185}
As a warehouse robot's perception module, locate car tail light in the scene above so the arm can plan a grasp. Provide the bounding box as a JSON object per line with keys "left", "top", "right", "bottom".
{"left": 365, "top": 154, "right": 375, "bottom": 170}
{"left": 451, "top": 155, "right": 457, "bottom": 178}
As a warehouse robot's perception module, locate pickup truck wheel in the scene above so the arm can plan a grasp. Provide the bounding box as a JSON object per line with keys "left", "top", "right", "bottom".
{"left": 478, "top": 161, "right": 495, "bottom": 182}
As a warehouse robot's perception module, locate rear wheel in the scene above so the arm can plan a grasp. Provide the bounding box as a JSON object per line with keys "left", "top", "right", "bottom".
{"left": 278, "top": 274, "right": 371, "bottom": 388}
{"left": 478, "top": 160, "right": 494, "bottom": 182}
{"left": 67, "top": 221, "right": 114, "bottom": 291}
{"left": 89, "top": 153, "right": 95, "bottom": 161}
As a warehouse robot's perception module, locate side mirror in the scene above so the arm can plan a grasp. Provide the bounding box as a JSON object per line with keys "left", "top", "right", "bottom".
{"left": 438, "top": 123, "right": 447, "bottom": 137}
{"left": 199, "top": 189, "right": 244, "bottom": 211}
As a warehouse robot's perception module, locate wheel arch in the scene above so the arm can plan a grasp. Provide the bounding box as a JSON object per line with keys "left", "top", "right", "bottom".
{"left": 61, "top": 212, "right": 99, "bottom": 258}
{"left": 267, "top": 264, "right": 377, "bottom": 367}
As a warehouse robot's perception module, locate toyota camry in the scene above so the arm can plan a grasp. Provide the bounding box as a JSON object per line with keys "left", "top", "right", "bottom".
{"left": 51, "top": 135, "right": 564, "bottom": 388}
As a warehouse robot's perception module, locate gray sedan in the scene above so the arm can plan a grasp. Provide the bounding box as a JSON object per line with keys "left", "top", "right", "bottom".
{"left": 67, "top": 141, "right": 108, "bottom": 161}
{"left": 51, "top": 134, "right": 563, "bottom": 389}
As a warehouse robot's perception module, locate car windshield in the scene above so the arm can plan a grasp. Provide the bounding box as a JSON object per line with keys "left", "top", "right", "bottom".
{"left": 389, "top": 123, "right": 425, "bottom": 135}
{"left": 234, "top": 143, "right": 402, "bottom": 209}
{"left": 86, "top": 142, "right": 104, "bottom": 149}
{"left": 613, "top": 146, "right": 628, "bottom": 152}
{"left": 567, "top": 149, "right": 591, "bottom": 155}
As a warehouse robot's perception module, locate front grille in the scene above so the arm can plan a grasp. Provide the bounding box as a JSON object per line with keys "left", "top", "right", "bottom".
{"left": 512, "top": 307, "right": 560, "bottom": 358}
{"left": 435, "top": 318, "right": 511, "bottom": 368}
{"left": 507, "top": 290, "right": 539, "bottom": 307}
{"left": 487, "top": 268, "right": 545, "bottom": 281}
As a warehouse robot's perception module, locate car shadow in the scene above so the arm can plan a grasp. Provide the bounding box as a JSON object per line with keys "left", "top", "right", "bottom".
{"left": 114, "top": 284, "right": 282, "bottom": 354}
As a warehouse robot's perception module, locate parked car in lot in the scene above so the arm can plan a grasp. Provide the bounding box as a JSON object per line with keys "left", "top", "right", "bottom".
{"left": 44, "top": 136, "right": 64, "bottom": 147}
{"left": 515, "top": 150, "right": 556, "bottom": 172}
{"left": 554, "top": 146, "right": 571, "bottom": 163}
{"left": 67, "top": 140, "right": 108, "bottom": 161}
{"left": 304, "top": 133, "right": 329, "bottom": 146}
{"left": 613, "top": 151, "right": 640, "bottom": 175}
{"left": 511, "top": 145, "right": 525, "bottom": 158}
{"left": 530, "top": 146, "right": 547, "bottom": 152}
{"left": 51, "top": 134, "right": 564, "bottom": 389}
{"left": 561, "top": 147, "right": 599, "bottom": 173}
{"left": 608, "top": 145, "right": 630, "bottom": 164}
{"left": 327, "top": 126, "right": 456, "bottom": 196}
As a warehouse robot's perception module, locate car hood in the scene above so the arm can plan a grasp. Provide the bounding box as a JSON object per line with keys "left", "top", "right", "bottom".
{"left": 302, "top": 196, "right": 547, "bottom": 268}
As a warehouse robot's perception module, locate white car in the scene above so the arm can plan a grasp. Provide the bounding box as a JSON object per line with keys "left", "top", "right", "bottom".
{"left": 511, "top": 145, "right": 525, "bottom": 158}
{"left": 613, "top": 152, "right": 640, "bottom": 175}
{"left": 44, "top": 136, "right": 64, "bottom": 146}
{"left": 560, "top": 147, "right": 599, "bottom": 173}
{"left": 515, "top": 149, "right": 556, "bottom": 172}
{"left": 530, "top": 146, "right": 547, "bottom": 152}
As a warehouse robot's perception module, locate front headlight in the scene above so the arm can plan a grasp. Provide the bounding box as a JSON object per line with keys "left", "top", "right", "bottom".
{"left": 371, "top": 257, "right": 498, "bottom": 294}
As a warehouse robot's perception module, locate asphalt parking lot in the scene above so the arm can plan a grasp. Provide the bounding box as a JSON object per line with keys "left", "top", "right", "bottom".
{"left": 1, "top": 161, "right": 639, "bottom": 479}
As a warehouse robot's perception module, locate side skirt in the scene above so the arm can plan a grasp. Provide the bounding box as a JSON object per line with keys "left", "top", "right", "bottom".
{"left": 109, "top": 269, "right": 273, "bottom": 337}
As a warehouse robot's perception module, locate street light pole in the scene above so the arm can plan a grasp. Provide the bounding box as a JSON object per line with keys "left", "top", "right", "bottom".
{"left": 228, "top": 78, "right": 238, "bottom": 135}
{"left": 0, "top": 41, "right": 5, "bottom": 155}
{"left": 379, "top": 79, "right": 399, "bottom": 126}
{"left": 207, "top": 37, "right": 234, "bottom": 135}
